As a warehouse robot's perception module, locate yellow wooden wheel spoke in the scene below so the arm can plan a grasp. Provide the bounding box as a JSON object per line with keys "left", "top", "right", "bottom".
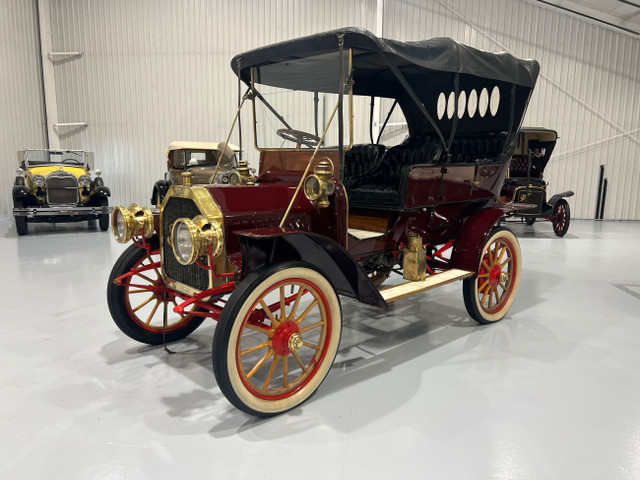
{"left": 302, "top": 341, "right": 319, "bottom": 351}
{"left": 478, "top": 279, "right": 490, "bottom": 293}
{"left": 299, "top": 321, "right": 324, "bottom": 334}
{"left": 487, "top": 288, "right": 495, "bottom": 309}
{"left": 245, "top": 349, "right": 273, "bottom": 380}
{"left": 283, "top": 356, "right": 289, "bottom": 389}
{"left": 291, "top": 350, "right": 307, "bottom": 373}
{"left": 477, "top": 273, "right": 489, "bottom": 278}
{"left": 244, "top": 323, "right": 274, "bottom": 338}
{"left": 500, "top": 256, "right": 512, "bottom": 268}
{"left": 262, "top": 355, "right": 280, "bottom": 391}
{"left": 482, "top": 285, "right": 492, "bottom": 306}
{"left": 482, "top": 259, "right": 491, "bottom": 272}
{"left": 294, "top": 299, "right": 318, "bottom": 325}
{"left": 496, "top": 245, "right": 506, "bottom": 264}
{"left": 145, "top": 299, "right": 162, "bottom": 325}
{"left": 260, "top": 299, "right": 281, "bottom": 327}
{"left": 136, "top": 272, "right": 156, "bottom": 284}
{"left": 288, "top": 288, "right": 304, "bottom": 321}
{"left": 240, "top": 340, "right": 270, "bottom": 357}
{"left": 132, "top": 294, "right": 155, "bottom": 313}
{"left": 493, "top": 288, "right": 500, "bottom": 307}
{"left": 279, "top": 286, "right": 286, "bottom": 320}
{"left": 128, "top": 288, "right": 149, "bottom": 294}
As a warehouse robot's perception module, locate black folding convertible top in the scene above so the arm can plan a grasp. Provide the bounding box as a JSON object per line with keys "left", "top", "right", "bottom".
{"left": 232, "top": 28, "right": 540, "bottom": 140}
{"left": 232, "top": 28, "right": 539, "bottom": 92}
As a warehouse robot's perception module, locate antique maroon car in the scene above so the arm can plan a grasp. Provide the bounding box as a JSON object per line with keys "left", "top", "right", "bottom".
{"left": 107, "top": 28, "right": 539, "bottom": 416}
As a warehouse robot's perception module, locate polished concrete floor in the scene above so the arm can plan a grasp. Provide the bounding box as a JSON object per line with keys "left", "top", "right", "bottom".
{"left": 1, "top": 217, "right": 639, "bottom": 479}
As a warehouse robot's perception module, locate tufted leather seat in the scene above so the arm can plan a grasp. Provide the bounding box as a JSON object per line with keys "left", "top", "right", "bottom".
{"left": 447, "top": 132, "right": 508, "bottom": 164}
{"left": 348, "top": 137, "right": 443, "bottom": 208}
{"left": 343, "top": 144, "right": 386, "bottom": 189}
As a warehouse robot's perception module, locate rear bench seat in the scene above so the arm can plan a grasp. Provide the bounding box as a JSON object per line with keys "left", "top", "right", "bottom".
{"left": 345, "top": 132, "right": 510, "bottom": 208}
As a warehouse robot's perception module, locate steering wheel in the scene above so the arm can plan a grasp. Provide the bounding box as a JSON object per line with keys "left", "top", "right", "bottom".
{"left": 62, "top": 158, "right": 82, "bottom": 165}
{"left": 277, "top": 129, "right": 320, "bottom": 148}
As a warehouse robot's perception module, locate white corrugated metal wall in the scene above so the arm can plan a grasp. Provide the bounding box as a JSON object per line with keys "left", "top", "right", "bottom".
{"left": 0, "top": 0, "right": 47, "bottom": 217}
{"left": 45, "top": 0, "right": 377, "bottom": 210}
{"left": 1, "top": 0, "right": 638, "bottom": 219}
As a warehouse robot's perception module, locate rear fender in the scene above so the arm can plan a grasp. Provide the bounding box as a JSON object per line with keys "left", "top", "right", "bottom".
{"left": 452, "top": 207, "right": 504, "bottom": 273}
{"left": 238, "top": 230, "right": 387, "bottom": 309}
{"left": 548, "top": 191, "right": 574, "bottom": 206}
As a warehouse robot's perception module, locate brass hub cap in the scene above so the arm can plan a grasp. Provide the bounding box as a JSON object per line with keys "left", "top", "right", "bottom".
{"left": 288, "top": 333, "right": 303, "bottom": 352}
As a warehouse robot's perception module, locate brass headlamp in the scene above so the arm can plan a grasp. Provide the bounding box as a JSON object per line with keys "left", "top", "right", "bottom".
{"left": 171, "top": 215, "right": 223, "bottom": 265}
{"left": 303, "top": 158, "right": 335, "bottom": 208}
{"left": 111, "top": 203, "right": 154, "bottom": 243}
{"left": 228, "top": 160, "right": 256, "bottom": 185}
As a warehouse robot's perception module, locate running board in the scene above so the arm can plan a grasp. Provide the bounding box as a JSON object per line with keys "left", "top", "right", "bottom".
{"left": 380, "top": 269, "right": 475, "bottom": 304}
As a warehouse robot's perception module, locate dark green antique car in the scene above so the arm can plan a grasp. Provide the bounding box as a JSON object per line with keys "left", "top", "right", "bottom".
{"left": 499, "top": 128, "right": 574, "bottom": 237}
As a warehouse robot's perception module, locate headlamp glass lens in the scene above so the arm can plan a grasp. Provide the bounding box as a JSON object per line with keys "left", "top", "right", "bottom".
{"left": 114, "top": 210, "right": 127, "bottom": 242}
{"left": 173, "top": 221, "right": 194, "bottom": 263}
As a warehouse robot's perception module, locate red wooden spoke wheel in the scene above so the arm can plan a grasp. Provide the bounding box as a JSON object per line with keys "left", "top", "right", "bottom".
{"left": 552, "top": 199, "right": 570, "bottom": 237}
{"left": 107, "top": 238, "right": 204, "bottom": 344}
{"left": 463, "top": 227, "right": 522, "bottom": 324}
{"left": 213, "top": 262, "right": 341, "bottom": 417}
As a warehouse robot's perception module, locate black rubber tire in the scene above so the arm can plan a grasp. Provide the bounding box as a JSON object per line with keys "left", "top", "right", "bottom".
{"left": 525, "top": 217, "right": 536, "bottom": 225}
{"left": 552, "top": 199, "right": 570, "bottom": 237}
{"left": 212, "top": 261, "right": 342, "bottom": 417}
{"left": 98, "top": 197, "right": 110, "bottom": 231}
{"left": 107, "top": 237, "right": 204, "bottom": 345}
{"left": 463, "top": 227, "right": 522, "bottom": 325}
{"left": 14, "top": 200, "right": 28, "bottom": 236}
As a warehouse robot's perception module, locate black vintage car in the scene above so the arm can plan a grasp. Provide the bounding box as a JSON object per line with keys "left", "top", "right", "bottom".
{"left": 499, "top": 128, "right": 574, "bottom": 236}
{"left": 13, "top": 149, "right": 111, "bottom": 235}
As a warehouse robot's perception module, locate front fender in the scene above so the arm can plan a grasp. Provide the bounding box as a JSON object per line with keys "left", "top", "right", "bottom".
{"left": 151, "top": 180, "right": 170, "bottom": 205}
{"left": 548, "top": 191, "right": 574, "bottom": 206}
{"left": 12, "top": 185, "right": 30, "bottom": 202}
{"left": 238, "top": 229, "right": 387, "bottom": 309}
{"left": 452, "top": 207, "right": 504, "bottom": 273}
{"left": 92, "top": 186, "right": 111, "bottom": 198}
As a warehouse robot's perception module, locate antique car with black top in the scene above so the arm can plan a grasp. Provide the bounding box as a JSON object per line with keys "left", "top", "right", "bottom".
{"left": 13, "top": 149, "right": 110, "bottom": 235}
{"left": 151, "top": 141, "right": 240, "bottom": 207}
{"left": 499, "top": 128, "right": 574, "bottom": 236}
{"left": 107, "top": 28, "right": 540, "bottom": 416}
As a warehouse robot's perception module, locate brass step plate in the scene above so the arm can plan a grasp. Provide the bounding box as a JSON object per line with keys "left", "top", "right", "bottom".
{"left": 380, "top": 268, "right": 474, "bottom": 303}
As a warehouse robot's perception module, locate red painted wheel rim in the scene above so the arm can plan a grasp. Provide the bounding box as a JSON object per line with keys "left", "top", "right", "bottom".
{"left": 124, "top": 249, "right": 199, "bottom": 332}
{"left": 235, "top": 278, "right": 332, "bottom": 400}
{"left": 476, "top": 237, "right": 517, "bottom": 314}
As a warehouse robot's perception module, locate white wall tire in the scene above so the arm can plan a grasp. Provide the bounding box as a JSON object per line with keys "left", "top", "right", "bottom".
{"left": 212, "top": 262, "right": 341, "bottom": 417}
{"left": 463, "top": 227, "right": 522, "bottom": 324}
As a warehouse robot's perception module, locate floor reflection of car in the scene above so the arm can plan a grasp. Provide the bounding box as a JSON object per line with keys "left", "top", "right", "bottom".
{"left": 151, "top": 141, "right": 240, "bottom": 207}
{"left": 107, "top": 28, "right": 540, "bottom": 417}
{"left": 12, "top": 149, "right": 111, "bottom": 235}
{"left": 499, "top": 128, "right": 574, "bottom": 236}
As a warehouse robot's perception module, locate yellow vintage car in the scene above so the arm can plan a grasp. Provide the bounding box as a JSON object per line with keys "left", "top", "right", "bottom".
{"left": 12, "top": 149, "right": 111, "bottom": 235}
